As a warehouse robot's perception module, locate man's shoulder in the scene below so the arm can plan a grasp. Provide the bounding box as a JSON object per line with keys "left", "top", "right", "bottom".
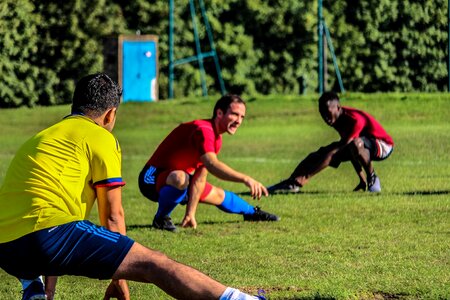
{"left": 191, "top": 119, "right": 213, "bottom": 127}
{"left": 342, "top": 106, "right": 363, "bottom": 114}
{"left": 62, "top": 116, "right": 118, "bottom": 146}
{"left": 341, "top": 106, "right": 368, "bottom": 120}
{"left": 187, "top": 119, "right": 215, "bottom": 133}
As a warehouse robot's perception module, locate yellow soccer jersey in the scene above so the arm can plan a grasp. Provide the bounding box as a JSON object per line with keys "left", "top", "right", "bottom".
{"left": 0, "top": 115, "right": 125, "bottom": 243}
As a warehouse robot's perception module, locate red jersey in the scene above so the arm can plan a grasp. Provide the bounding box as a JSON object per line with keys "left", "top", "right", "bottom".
{"left": 333, "top": 107, "right": 394, "bottom": 145}
{"left": 147, "top": 119, "right": 222, "bottom": 174}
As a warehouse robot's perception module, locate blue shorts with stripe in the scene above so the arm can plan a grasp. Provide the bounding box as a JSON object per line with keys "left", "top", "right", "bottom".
{"left": 0, "top": 220, "right": 134, "bottom": 280}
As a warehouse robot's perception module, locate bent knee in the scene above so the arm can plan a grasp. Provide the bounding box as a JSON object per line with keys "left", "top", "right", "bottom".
{"left": 113, "top": 242, "right": 172, "bottom": 283}
{"left": 202, "top": 186, "right": 225, "bottom": 204}
{"left": 166, "top": 171, "right": 189, "bottom": 189}
{"left": 353, "top": 138, "right": 365, "bottom": 149}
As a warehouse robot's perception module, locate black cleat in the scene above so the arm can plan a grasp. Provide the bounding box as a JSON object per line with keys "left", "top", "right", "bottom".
{"left": 22, "top": 279, "right": 46, "bottom": 300}
{"left": 152, "top": 215, "right": 177, "bottom": 232}
{"left": 267, "top": 178, "right": 301, "bottom": 194}
{"left": 244, "top": 206, "right": 280, "bottom": 222}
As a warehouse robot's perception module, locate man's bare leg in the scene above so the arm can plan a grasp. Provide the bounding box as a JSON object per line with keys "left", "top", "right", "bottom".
{"left": 113, "top": 242, "right": 227, "bottom": 299}
{"left": 45, "top": 276, "right": 58, "bottom": 300}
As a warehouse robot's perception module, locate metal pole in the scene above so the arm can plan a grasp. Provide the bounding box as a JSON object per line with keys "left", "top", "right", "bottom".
{"left": 169, "top": 0, "right": 175, "bottom": 98}
{"left": 324, "top": 23, "right": 345, "bottom": 93}
{"left": 318, "top": 0, "right": 324, "bottom": 94}
{"left": 198, "top": 0, "right": 226, "bottom": 94}
{"left": 189, "top": 0, "right": 208, "bottom": 96}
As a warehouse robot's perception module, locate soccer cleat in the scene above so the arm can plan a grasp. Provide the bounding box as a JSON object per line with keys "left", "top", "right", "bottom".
{"left": 267, "top": 178, "right": 301, "bottom": 194}
{"left": 22, "top": 280, "right": 47, "bottom": 300}
{"left": 368, "top": 173, "right": 381, "bottom": 193}
{"left": 152, "top": 215, "right": 177, "bottom": 232}
{"left": 244, "top": 206, "right": 280, "bottom": 222}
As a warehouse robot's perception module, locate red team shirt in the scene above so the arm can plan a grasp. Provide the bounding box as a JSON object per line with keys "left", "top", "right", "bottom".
{"left": 333, "top": 107, "right": 394, "bottom": 146}
{"left": 147, "top": 119, "right": 222, "bottom": 174}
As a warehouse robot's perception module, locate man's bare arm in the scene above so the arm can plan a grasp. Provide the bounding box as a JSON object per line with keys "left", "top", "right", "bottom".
{"left": 200, "top": 152, "right": 268, "bottom": 198}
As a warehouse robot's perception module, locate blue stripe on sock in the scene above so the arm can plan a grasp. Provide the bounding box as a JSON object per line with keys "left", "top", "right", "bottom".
{"left": 218, "top": 191, "right": 255, "bottom": 215}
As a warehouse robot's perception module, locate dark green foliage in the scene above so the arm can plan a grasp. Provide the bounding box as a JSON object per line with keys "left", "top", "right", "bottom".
{"left": 0, "top": 0, "right": 127, "bottom": 107}
{"left": 0, "top": 0, "right": 40, "bottom": 107}
{"left": 0, "top": 0, "right": 448, "bottom": 106}
{"left": 32, "top": 0, "right": 127, "bottom": 105}
{"left": 326, "top": 0, "right": 448, "bottom": 92}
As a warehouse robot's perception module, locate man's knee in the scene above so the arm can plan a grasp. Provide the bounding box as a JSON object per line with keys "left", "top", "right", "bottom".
{"left": 349, "top": 138, "right": 368, "bottom": 157}
{"left": 202, "top": 186, "right": 225, "bottom": 205}
{"left": 114, "top": 243, "right": 171, "bottom": 282}
{"left": 166, "top": 171, "right": 189, "bottom": 190}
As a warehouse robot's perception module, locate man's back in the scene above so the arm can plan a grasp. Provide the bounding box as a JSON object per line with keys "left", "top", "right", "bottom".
{"left": 0, "top": 115, "right": 124, "bottom": 243}
{"left": 147, "top": 119, "right": 222, "bottom": 174}
{"left": 334, "top": 106, "right": 394, "bottom": 145}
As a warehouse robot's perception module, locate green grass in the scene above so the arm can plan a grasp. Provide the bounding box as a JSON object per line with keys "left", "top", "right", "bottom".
{"left": 0, "top": 93, "right": 449, "bottom": 299}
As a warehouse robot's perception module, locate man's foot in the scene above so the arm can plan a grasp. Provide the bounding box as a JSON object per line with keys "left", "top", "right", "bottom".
{"left": 22, "top": 279, "right": 46, "bottom": 300}
{"left": 267, "top": 178, "right": 301, "bottom": 194}
{"left": 152, "top": 215, "right": 177, "bottom": 232}
{"left": 368, "top": 173, "right": 381, "bottom": 192}
{"left": 244, "top": 206, "right": 280, "bottom": 221}
{"left": 353, "top": 181, "right": 367, "bottom": 192}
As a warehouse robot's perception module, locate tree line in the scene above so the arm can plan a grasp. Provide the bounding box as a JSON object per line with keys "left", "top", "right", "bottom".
{"left": 0, "top": 0, "right": 447, "bottom": 107}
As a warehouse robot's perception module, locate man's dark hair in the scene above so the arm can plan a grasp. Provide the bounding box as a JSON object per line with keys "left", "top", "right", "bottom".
{"left": 72, "top": 73, "right": 122, "bottom": 117}
{"left": 319, "top": 92, "right": 339, "bottom": 114}
{"left": 318, "top": 91, "right": 339, "bottom": 111}
{"left": 212, "top": 94, "right": 246, "bottom": 119}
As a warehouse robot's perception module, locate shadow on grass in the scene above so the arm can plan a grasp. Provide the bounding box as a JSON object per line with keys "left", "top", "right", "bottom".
{"left": 401, "top": 190, "right": 450, "bottom": 196}
{"left": 126, "top": 224, "right": 152, "bottom": 230}
{"left": 286, "top": 297, "right": 336, "bottom": 300}
{"left": 238, "top": 189, "right": 450, "bottom": 197}
{"left": 237, "top": 190, "right": 325, "bottom": 197}
{"left": 126, "top": 220, "right": 242, "bottom": 231}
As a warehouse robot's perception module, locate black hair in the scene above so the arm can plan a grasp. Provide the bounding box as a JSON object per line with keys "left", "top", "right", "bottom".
{"left": 71, "top": 73, "right": 122, "bottom": 117}
{"left": 318, "top": 91, "right": 339, "bottom": 111}
{"left": 212, "top": 94, "right": 246, "bottom": 119}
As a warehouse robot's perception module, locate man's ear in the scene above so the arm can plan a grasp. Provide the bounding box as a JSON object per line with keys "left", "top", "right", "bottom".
{"left": 216, "top": 108, "right": 224, "bottom": 118}
{"left": 104, "top": 107, "right": 116, "bottom": 125}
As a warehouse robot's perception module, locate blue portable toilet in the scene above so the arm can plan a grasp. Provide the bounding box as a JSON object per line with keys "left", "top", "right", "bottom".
{"left": 119, "top": 35, "right": 158, "bottom": 102}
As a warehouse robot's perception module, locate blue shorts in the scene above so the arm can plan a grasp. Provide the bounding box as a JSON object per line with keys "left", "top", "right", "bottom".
{"left": 0, "top": 220, "right": 134, "bottom": 280}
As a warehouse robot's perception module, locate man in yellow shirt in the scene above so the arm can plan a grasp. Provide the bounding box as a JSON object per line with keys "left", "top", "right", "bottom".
{"left": 0, "top": 73, "right": 265, "bottom": 300}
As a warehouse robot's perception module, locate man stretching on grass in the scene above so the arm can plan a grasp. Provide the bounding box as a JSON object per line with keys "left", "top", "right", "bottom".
{"left": 0, "top": 74, "right": 265, "bottom": 300}
{"left": 139, "top": 94, "right": 279, "bottom": 232}
{"left": 268, "top": 91, "right": 394, "bottom": 194}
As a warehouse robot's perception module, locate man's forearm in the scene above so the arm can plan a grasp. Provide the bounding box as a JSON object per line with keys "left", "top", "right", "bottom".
{"left": 186, "top": 167, "right": 208, "bottom": 216}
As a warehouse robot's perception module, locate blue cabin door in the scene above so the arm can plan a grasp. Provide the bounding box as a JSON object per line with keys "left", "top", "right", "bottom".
{"left": 122, "top": 40, "right": 157, "bottom": 102}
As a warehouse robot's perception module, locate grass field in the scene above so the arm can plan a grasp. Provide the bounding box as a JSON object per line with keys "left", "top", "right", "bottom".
{"left": 0, "top": 93, "right": 449, "bottom": 299}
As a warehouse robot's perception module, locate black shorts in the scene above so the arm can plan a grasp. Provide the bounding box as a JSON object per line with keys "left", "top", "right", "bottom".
{"left": 329, "top": 137, "right": 393, "bottom": 168}
{"left": 0, "top": 221, "right": 134, "bottom": 280}
{"left": 138, "top": 165, "right": 209, "bottom": 203}
{"left": 138, "top": 165, "right": 165, "bottom": 202}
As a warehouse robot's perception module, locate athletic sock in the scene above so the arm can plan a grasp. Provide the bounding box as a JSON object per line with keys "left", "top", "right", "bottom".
{"left": 220, "top": 287, "right": 261, "bottom": 300}
{"left": 217, "top": 191, "right": 255, "bottom": 215}
{"left": 155, "top": 185, "right": 187, "bottom": 218}
{"left": 20, "top": 276, "right": 43, "bottom": 290}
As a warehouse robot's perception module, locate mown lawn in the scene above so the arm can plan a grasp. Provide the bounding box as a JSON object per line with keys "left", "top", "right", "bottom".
{"left": 0, "top": 93, "right": 449, "bottom": 299}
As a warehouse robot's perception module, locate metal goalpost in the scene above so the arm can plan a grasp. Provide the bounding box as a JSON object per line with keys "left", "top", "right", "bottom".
{"left": 168, "top": 0, "right": 226, "bottom": 99}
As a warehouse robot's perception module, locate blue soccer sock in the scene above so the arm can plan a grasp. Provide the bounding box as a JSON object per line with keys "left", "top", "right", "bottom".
{"left": 156, "top": 185, "right": 187, "bottom": 218}
{"left": 217, "top": 191, "right": 255, "bottom": 215}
